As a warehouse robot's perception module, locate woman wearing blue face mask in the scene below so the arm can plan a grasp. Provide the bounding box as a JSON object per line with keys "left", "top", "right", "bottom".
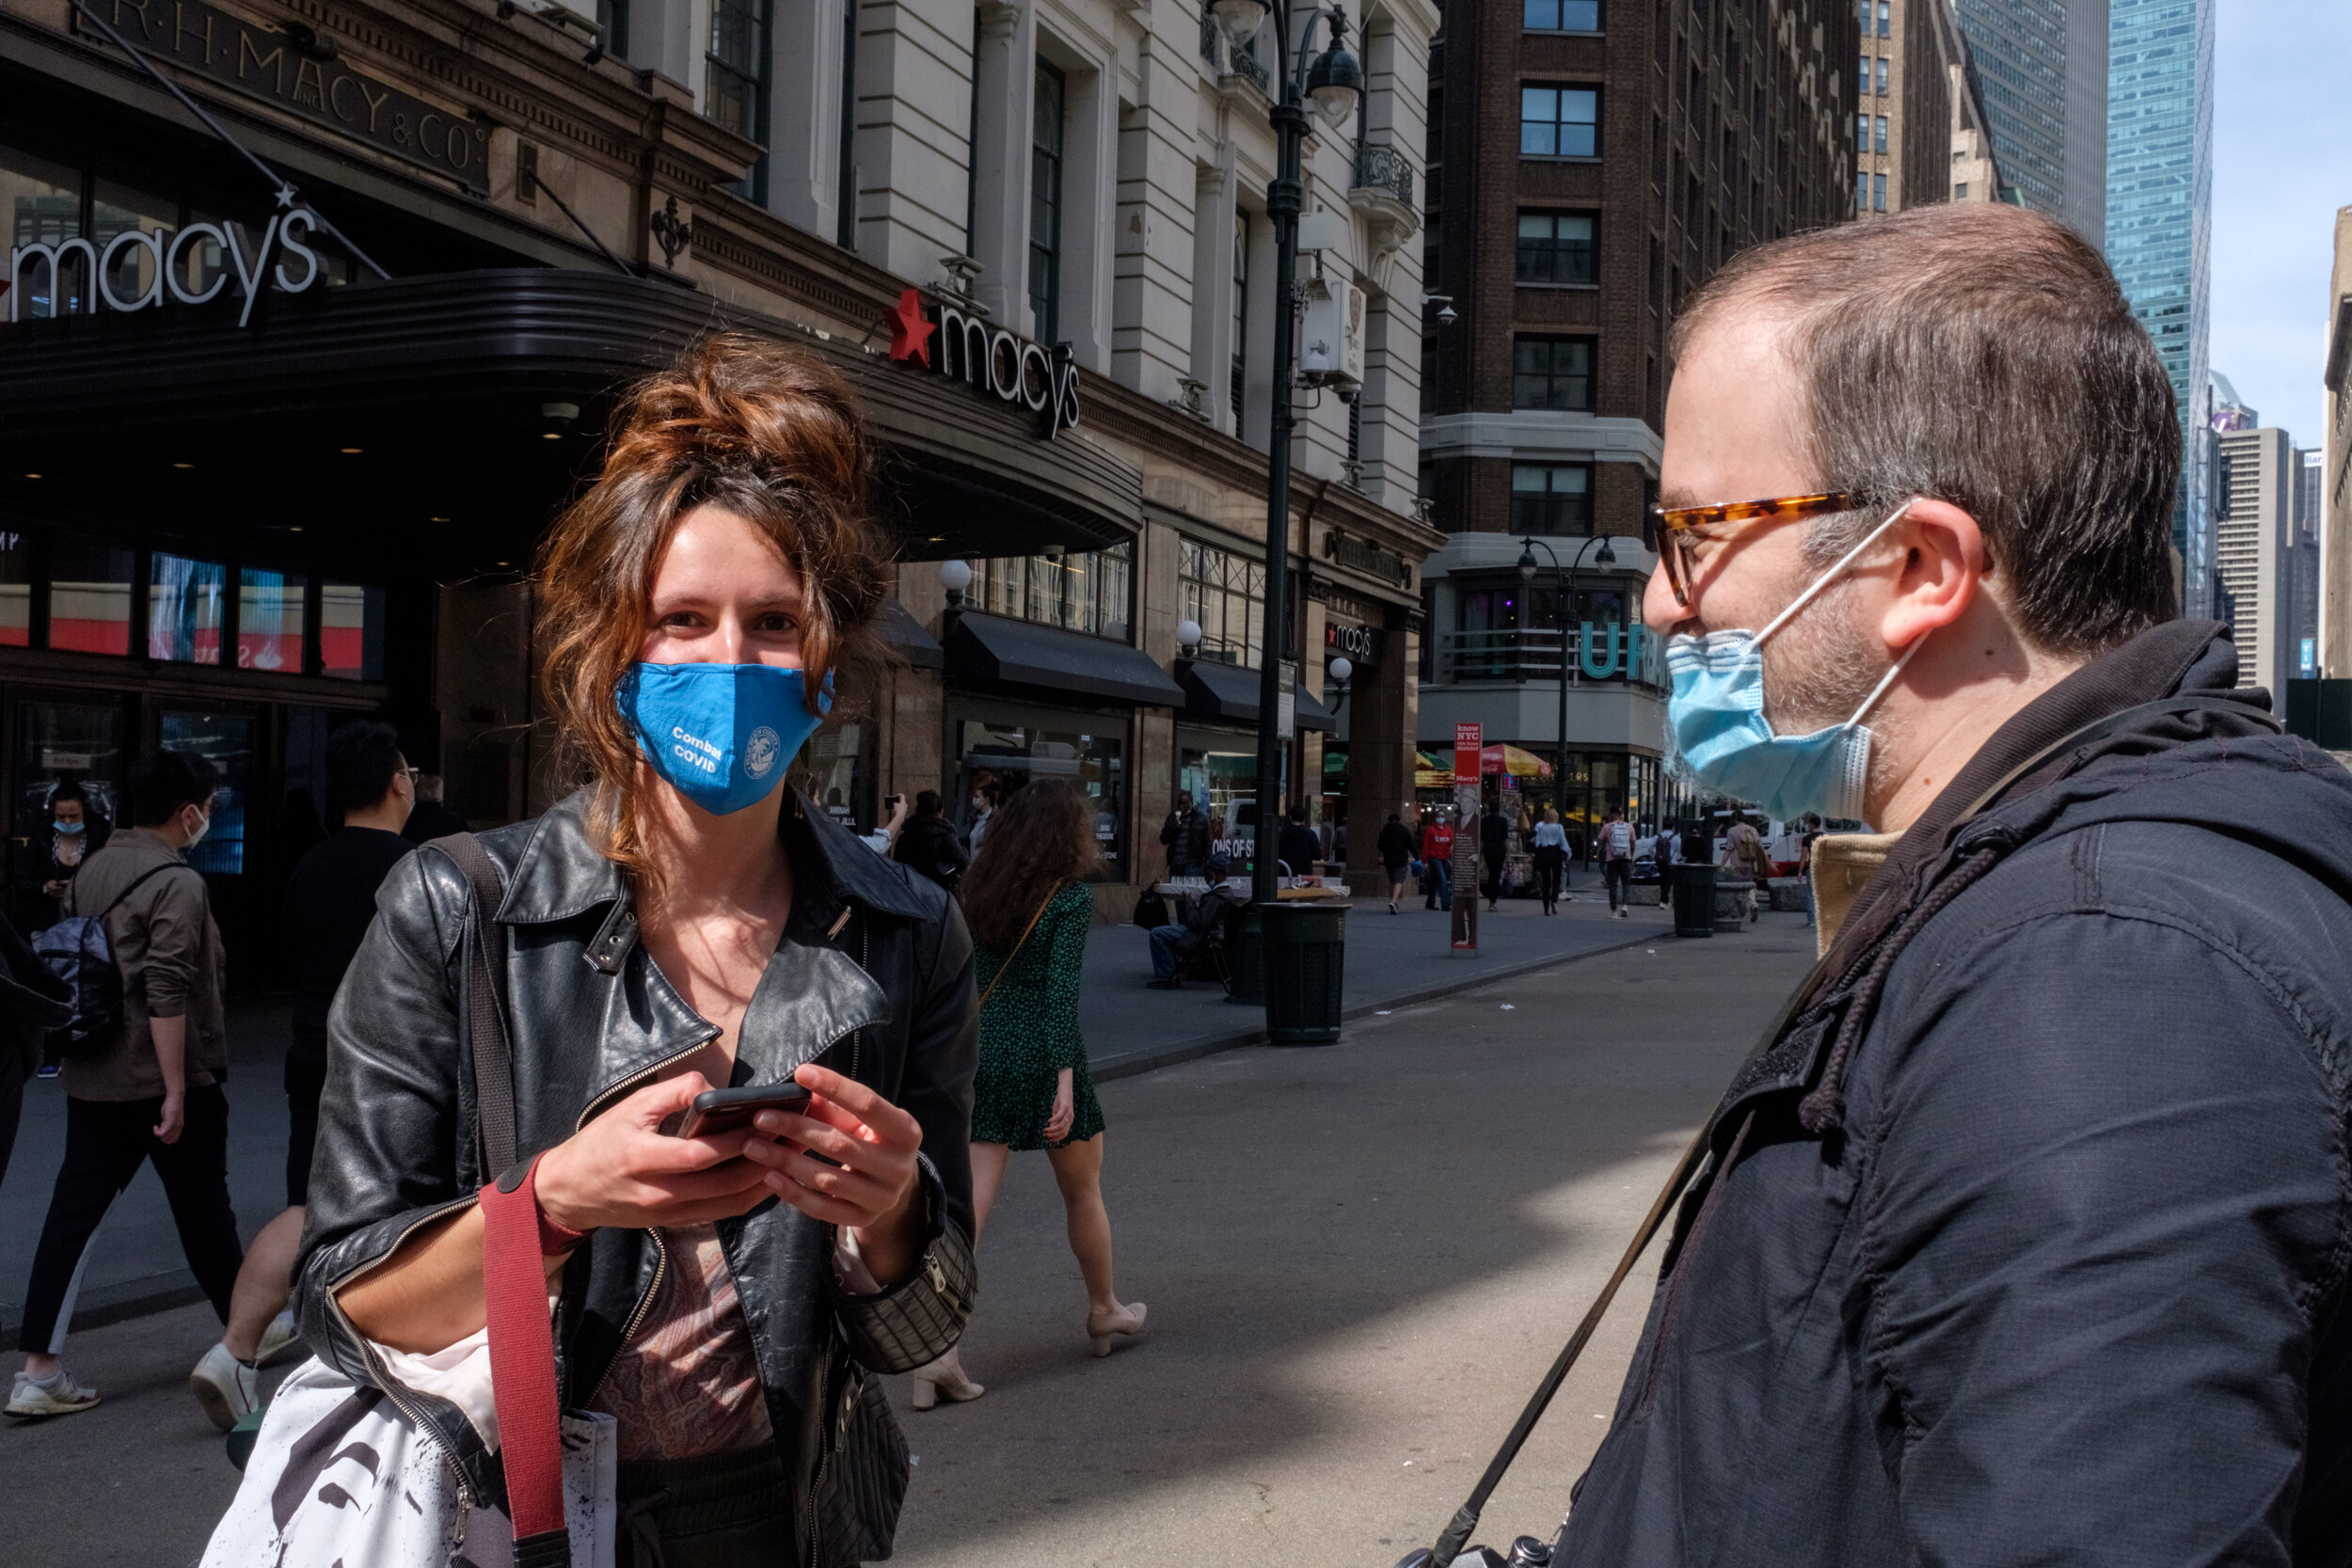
{"left": 13, "top": 780, "right": 109, "bottom": 937}
{"left": 289, "top": 335, "right": 977, "bottom": 1568}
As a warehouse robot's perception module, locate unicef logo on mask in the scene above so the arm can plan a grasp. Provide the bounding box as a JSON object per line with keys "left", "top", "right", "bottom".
{"left": 742, "top": 726, "right": 782, "bottom": 781}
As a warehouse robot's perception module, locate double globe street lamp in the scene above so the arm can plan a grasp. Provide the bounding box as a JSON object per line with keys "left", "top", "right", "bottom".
{"left": 1202, "top": 0, "right": 1361, "bottom": 919}
{"left": 1518, "top": 532, "right": 1616, "bottom": 857}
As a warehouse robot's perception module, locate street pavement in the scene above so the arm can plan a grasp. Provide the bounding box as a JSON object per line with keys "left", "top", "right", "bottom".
{"left": 0, "top": 877, "right": 1657, "bottom": 1345}
{"left": 0, "top": 898, "right": 1815, "bottom": 1567}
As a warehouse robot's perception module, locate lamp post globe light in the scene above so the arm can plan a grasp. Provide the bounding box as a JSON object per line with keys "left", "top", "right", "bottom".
{"left": 1202, "top": 0, "right": 1360, "bottom": 916}
{"left": 1517, "top": 533, "right": 1618, "bottom": 854}
{"left": 938, "top": 557, "right": 974, "bottom": 606}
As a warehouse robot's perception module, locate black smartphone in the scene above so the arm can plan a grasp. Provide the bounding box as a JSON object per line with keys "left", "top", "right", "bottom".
{"left": 672, "top": 1083, "right": 813, "bottom": 1140}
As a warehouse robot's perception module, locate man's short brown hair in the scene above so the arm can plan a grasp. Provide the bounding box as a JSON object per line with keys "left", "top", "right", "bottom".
{"left": 1672, "top": 204, "right": 2179, "bottom": 656}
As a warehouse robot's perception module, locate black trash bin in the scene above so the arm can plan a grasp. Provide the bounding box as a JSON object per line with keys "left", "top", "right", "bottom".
{"left": 1670, "top": 863, "right": 1717, "bottom": 938}
{"left": 1261, "top": 899, "right": 1347, "bottom": 1044}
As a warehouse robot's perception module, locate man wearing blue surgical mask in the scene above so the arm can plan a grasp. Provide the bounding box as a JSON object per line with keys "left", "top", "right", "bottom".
{"left": 1543, "top": 204, "right": 2352, "bottom": 1565}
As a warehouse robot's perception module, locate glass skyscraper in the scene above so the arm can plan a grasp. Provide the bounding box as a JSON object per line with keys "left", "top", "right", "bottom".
{"left": 2106, "top": 0, "right": 2215, "bottom": 616}
{"left": 1951, "top": 0, "right": 2107, "bottom": 241}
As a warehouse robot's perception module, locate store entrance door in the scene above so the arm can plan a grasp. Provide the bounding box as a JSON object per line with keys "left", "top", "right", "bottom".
{"left": 8, "top": 691, "right": 132, "bottom": 935}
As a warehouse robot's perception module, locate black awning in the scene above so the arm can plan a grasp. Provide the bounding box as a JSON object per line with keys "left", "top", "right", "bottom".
{"left": 1179, "top": 659, "right": 1336, "bottom": 732}
{"left": 943, "top": 611, "right": 1184, "bottom": 706}
{"left": 874, "top": 599, "right": 944, "bottom": 670}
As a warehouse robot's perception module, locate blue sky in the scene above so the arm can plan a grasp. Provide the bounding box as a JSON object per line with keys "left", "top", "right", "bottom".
{"left": 2204, "top": 0, "right": 2352, "bottom": 451}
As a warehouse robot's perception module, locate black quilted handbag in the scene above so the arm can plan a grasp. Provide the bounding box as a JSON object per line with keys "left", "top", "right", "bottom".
{"left": 812, "top": 1362, "right": 911, "bottom": 1567}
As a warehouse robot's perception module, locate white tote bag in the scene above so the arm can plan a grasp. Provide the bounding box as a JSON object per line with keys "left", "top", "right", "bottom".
{"left": 201, "top": 1355, "right": 616, "bottom": 1568}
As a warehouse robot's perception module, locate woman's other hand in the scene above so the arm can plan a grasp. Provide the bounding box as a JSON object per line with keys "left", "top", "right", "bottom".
{"left": 1044, "top": 1069, "right": 1075, "bottom": 1144}
{"left": 742, "top": 1064, "right": 925, "bottom": 1281}
{"left": 535, "top": 1073, "right": 772, "bottom": 1233}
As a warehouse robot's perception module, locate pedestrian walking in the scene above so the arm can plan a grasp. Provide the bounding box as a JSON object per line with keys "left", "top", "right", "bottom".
{"left": 1158, "top": 790, "right": 1211, "bottom": 880}
{"left": 1796, "top": 812, "right": 1824, "bottom": 928}
{"left": 1419, "top": 816, "right": 1454, "bottom": 911}
{"left": 967, "top": 780, "right": 1001, "bottom": 853}
{"left": 1277, "top": 803, "right": 1322, "bottom": 881}
{"left": 1478, "top": 799, "right": 1509, "bottom": 911}
{"left": 1654, "top": 820, "right": 1680, "bottom": 873}
{"left": 1535, "top": 202, "right": 2352, "bottom": 1562}
{"left": 1715, "top": 816, "right": 1770, "bottom": 924}
{"left": 1530, "top": 807, "right": 1569, "bottom": 914}
{"left": 1144, "top": 854, "right": 1243, "bottom": 986}
{"left": 11, "top": 780, "right": 109, "bottom": 937}
{"left": 1596, "top": 807, "right": 1635, "bottom": 919}
{"left": 10, "top": 749, "right": 249, "bottom": 1425}
{"left": 891, "top": 788, "right": 970, "bottom": 891}
{"left": 397, "top": 771, "right": 468, "bottom": 843}
{"left": 1376, "top": 812, "right": 1416, "bottom": 913}
{"left": 291, "top": 336, "right": 975, "bottom": 1566}
{"left": 218, "top": 721, "right": 421, "bottom": 1398}
{"left": 960, "top": 778, "right": 1146, "bottom": 1402}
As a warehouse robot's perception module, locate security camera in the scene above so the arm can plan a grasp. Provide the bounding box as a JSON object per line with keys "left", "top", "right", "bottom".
{"left": 1438, "top": 303, "right": 1458, "bottom": 326}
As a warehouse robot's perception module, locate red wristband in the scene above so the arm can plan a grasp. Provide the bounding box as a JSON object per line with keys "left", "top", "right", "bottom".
{"left": 526, "top": 1154, "right": 589, "bottom": 1258}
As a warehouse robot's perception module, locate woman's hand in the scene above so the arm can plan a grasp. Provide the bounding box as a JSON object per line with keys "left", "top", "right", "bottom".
{"left": 1044, "top": 1069, "right": 1075, "bottom": 1144}
{"left": 741, "top": 1064, "right": 925, "bottom": 1282}
{"left": 535, "top": 1073, "right": 773, "bottom": 1233}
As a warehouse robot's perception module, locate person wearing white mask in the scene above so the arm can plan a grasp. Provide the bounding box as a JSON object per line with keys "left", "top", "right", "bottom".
{"left": 10, "top": 750, "right": 245, "bottom": 1424}
{"left": 1534, "top": 202, "right": 2352, "bottom": 1565}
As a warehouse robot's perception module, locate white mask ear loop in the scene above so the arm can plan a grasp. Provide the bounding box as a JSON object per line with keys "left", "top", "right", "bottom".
{"left": 1845, "top": 627, "right": 1927, "bottom": 729}
{"left": 1754, "top": 498, "right": 1918, "bottom": 648}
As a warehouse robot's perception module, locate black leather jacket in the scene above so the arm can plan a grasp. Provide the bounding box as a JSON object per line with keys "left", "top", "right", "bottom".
{"left": 294, "top": 789, "right": 977, "bottom": 1564}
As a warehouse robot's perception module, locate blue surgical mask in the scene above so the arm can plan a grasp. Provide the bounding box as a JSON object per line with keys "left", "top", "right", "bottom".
{"left": 620, "top": 662, "right": 831, "bottom": 816}
{"left": 54, "top": 819, "right": 84, "bottom": 835}
{"left": 1662, "top": 500, "right": 1923, "bottom": 825}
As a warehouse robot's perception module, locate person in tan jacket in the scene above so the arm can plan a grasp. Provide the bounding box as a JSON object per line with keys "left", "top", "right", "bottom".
{"left": 1715, "top": 817, "right": 1772, "bottom": 924}
{"left": 8, "top": 750, "right": 253, "bottom": 1426}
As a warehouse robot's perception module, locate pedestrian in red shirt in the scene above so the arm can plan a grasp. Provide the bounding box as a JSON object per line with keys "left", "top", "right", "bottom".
{"left": 1419, "top": 817, "right": 1455, "bottom": 911}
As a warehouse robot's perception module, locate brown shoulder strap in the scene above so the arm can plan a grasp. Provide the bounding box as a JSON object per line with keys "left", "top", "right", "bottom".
{"left": 432, "top": 832, "right": 518, "bottom": 1179}
{"left": 976, "top": 881, "right": 1061, "bottom": 1015}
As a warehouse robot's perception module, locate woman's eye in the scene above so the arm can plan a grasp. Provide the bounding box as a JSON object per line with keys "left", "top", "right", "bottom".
{"left": 755, "top": 613, "right": 799, "bottom": 634}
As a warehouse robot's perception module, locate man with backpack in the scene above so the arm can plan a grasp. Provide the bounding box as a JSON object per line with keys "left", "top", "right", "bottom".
{"left": 8, "top": 750, "right": 248, "bottom": 1424}
{"left": 1597, "top": 805, "right": 1636, "bottom": 919}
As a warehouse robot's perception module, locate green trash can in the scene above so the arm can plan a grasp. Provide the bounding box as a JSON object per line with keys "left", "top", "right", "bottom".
{"left": 1260, "top": 899, "right": 1347, "bottom": 1044}
{"left": 1670, "top": 863, "right": 1717, "bottom": 938}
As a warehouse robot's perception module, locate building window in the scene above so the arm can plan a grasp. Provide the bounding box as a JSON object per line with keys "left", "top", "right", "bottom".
{"left": 1423, "top": 212, "right": 1441, "bottom": 279}
{"left": 1872, "top": 173, "right": 1886, "bottom": 213}
{"left": 322, "top": 582, "right": 387, "bottom": 681}
{"left": 706, "top": 0, "right": 771, "bottom": 198}
{"left": 1232, "top": 211, "right": 1249, "bottom": 427}
{"left": 965, "top": 541, "right": 1133, "bottom": 639}
{"left": 1516, "top": 212, "right": 1597, "bottom": 285}
{"left": 148, "top": 554, "right": 226, "bottom": 665}
{"left": 1522, "top": 0, "right": 1599, "bottom": 30}
{"left": 1875, "top": 55, "right": 1889, "bottom": 95}
{"left": 1519, "top": 86, "right": 1599, "bottom": 158}
{"left": 1856, "top": 168, "right": 1869, "bottom": 210}
{"left": 1510, "top": 464, "right": 1593, "bottom": 535}
{"left": 1512, "top": 335, "right": 1594, "bottom": 410}
{"left": 1178, "top": 539, "right": 1266, "bottom": 668}
{"left": 1873, "top": 116, "right": 1887, "bottom": 155}
{"left": 1955, "top": 181, "right": 1969, "bottom": 198}
{"left": 1857, "top": 112, "right": 1869, "bottom": 150}
{"left": 1029, "top": 59, "right": 1067, "bottom": 345}
{"left": 1877, "top": 1, "right": 1889, "bottom": 37}
{"left": 49, "top": 540, "right": 133, "bottom": 656}
{"left": 1858, "top": 53, "right": 1869, "bottom": 93}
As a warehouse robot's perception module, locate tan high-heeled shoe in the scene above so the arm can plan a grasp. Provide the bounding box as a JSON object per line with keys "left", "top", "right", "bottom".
{"left": 908, "top": 1348, "right": 984, "bottom": 1411}
{"left": 1086, "top": 1301, "right": 1147, "bottom": 1358}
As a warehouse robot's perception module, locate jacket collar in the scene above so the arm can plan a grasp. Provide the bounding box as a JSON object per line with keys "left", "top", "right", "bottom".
{"left": 497, "top": 788, "right": 939, "bottom": 927}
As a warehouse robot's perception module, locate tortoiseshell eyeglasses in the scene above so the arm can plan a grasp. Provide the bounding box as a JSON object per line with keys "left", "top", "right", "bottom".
{"left": 1645, "top": 491, "right": 1863, "bottom": 606}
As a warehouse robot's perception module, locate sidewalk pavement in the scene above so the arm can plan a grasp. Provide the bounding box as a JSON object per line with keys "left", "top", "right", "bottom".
{"left": 1, "top": 877, "right": 1757, "bottom": 1347}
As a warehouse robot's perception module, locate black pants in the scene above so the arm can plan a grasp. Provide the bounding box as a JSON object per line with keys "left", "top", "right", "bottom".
{"left": 1604, "top": 858, "right": 1633, "bottom": 911}
{"left": 1533, "top": 847, "right": 1566, "bottom": 909}
{"left": 18, "top": 1086, "right": 244, "bottom": 1354}
{"left": 616, "top": 1447, "right": 797, "bottom": 1568}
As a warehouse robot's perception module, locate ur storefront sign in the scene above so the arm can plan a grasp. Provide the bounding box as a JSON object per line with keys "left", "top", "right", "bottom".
{"left": 885, "top": 288, "right": 1081, "bottom": 439}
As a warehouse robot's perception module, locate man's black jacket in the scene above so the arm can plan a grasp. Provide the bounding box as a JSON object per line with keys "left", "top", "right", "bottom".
{"left": 1160, "top": 808, "right": 1210, "bottom": 868}
{"left": 1561, "top": 622, "right": 2351, "bottom": 1566}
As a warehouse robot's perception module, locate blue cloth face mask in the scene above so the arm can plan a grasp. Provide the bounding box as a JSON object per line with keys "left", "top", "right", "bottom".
{"left": 1662, "top": 500, "right": 1924, "bottom": 825}
{"left": 620, "top": 662, "right": 832, "bottom": 816}
{"left": 53, "top": 819, "right": 83, "bottom": 835}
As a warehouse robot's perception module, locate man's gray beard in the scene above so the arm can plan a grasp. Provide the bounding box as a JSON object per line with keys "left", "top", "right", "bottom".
{"left": 1760, "top": 575, "right": 1906, "bottom": 820}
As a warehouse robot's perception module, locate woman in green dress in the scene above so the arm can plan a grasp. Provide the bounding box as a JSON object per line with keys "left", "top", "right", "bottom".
{"left": 912, "top": 779, "right": 1144, "bottom": 1409}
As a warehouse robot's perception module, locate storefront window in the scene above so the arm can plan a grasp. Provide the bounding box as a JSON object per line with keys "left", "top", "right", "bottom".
{"left": 1178, "top": 538, "right": 1264, "bottom": 668}
{"left": 149, "top": 553, "right": 226, "bottom": 664}
{"left": 964, "top": 541, "right": 1132, "bottom": 639}
{"left": 159, "top": 710, "right": 252, "bottom": 875}
{"left": 236, "top": 569, "right": 306, "bottom": 673}
{"left": 1178, "top": 740, "right": 1288, "bottom": 870}
{"left": 48, "top": 539, "right": 133, "bottom": 655}
{"left": 956, "top": 719, "right": 1126, "bottom": 878}
{"left": 321, "top": 581, "right": 387, "bottom": 680}
{"left": 2, "top": 142, "right": 82, "bottom": 318}
{"left": 804, "top": 721, "right": 867, "bottom": 832}
{"left": 0, "top": 531, "right": 30, "bottom": 646}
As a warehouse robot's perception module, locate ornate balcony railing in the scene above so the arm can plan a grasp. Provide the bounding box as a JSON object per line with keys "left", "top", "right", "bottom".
{"left": 1352, "top": 143, "right": 1415, "bottom": 208}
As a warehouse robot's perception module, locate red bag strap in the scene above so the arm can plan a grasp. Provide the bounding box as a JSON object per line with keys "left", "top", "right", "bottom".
{"left": 479, "top": 1157, "right": 573, "bottom": 1567}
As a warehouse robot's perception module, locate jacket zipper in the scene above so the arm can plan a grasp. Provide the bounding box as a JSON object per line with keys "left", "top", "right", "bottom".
{"left": 326, "top": 1195, "right": 486, "bottom": 1511}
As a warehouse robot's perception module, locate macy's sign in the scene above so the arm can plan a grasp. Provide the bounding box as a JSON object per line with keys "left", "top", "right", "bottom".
{"left": 8, "top": 208, "right": 331, "bottom": 328}
{"left": 884, "top": 287, "right": 1081, "bottom": 439}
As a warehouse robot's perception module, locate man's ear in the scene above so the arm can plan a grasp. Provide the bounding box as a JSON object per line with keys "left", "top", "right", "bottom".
{"left": 1880, "top": 497, "right": 1985, "bottom": 652}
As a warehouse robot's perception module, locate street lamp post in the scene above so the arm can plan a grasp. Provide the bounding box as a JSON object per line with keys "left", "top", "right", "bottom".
{"left": 1205, "top": 0, "right": 1362, "bottom": 911}
{"left": 1518, "top": 531, "right": 1617, "bottom": 866}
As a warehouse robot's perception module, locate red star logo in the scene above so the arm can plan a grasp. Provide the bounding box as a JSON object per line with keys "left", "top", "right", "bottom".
{"left": 886, "top": 287, "right": 936, "bottom": 367}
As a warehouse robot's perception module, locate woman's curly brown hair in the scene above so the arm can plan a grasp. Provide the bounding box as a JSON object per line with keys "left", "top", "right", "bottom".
{"left": 961, "top": 780, "right": 1100, "bottom": 951}
{"left": 536, "top": 333, "right": 893, "bottom": 886}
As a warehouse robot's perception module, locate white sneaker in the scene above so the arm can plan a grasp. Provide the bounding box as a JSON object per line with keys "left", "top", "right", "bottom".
{"left": 190, "top": 1342, "right": 260, "bottom": 1432}
{"left": 8, "top": 1366, "right": 99, "bottom": 1418}
{"left": 255, "top": 1309, "right": 304, "bottom": 1369}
